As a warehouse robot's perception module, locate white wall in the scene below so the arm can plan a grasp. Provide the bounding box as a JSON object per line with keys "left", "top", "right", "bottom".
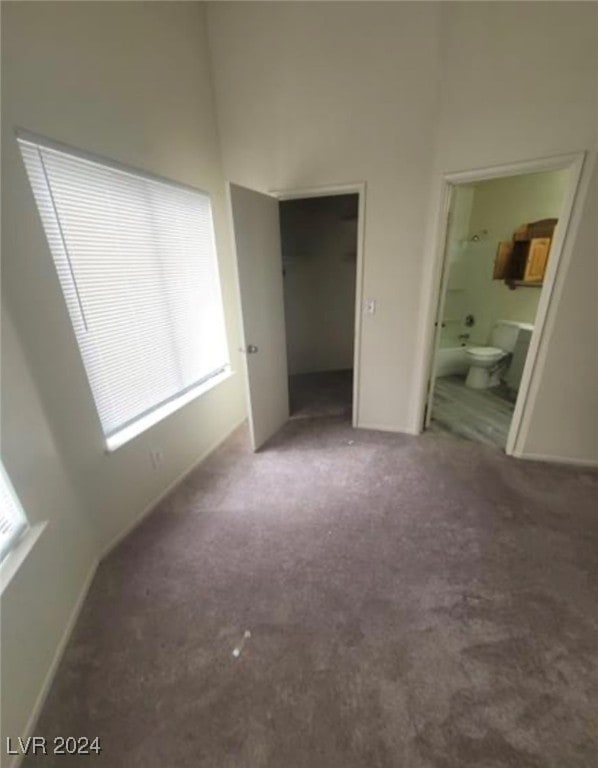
{"left": 207, "top": 1, "right": 598, "bottom": 458}
{"left": 440, "top": 185, "right": 474, "bottom": 346}
{"left": 419, "top": 1, "right": 598, "bottom": 462}
{"left": 1, "top": 1, "right": 246, "bottom": 551}
{"left": 281, "top": 196, "right": 357, "bottom": 375}
{"left": 522, "top": 159, "right": 598, "bottom": 464}
{"left": 1, "top": 2, "right": 246, "bottom": 754}
{"left": 1, "top": 309, "right": 98, "bottom": 764}
{"left": 207, "top": 1, "right": 443, "bottom": 431}
{"left": 2, "top": 2, "right": 597, "bottom": 752}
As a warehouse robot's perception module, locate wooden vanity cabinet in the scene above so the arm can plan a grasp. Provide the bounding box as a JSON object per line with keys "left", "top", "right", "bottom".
{"left": 493, "top": 241, "right": 513, "bottom": 279}
{"left": 523, "top": 237, "right": 550, "bottom": 282}
{"left": 494, "top": 236, "right": 551, "bottom": 285}
{"left": 494, "top": 218, "right": 556, "bottom": 287}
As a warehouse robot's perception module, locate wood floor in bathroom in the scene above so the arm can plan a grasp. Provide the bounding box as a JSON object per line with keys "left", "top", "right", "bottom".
{"left": 430, "top": 375, "right": 515, "bottom": 450}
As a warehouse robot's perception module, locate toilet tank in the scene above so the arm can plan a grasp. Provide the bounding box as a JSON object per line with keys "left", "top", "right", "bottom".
{"left": 490, "top": 320, "right": 530, "bottom": 352}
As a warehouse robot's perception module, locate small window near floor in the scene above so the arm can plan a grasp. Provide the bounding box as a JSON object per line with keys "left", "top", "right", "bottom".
{"left": 0, "top": 461, "right": 28, "bottom": 563}
{"left": 18, "top": 134, "right": 230, "bottom": 450}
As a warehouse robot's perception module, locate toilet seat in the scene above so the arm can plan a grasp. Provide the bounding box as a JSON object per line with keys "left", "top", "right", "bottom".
{"left": 466, "top": 346, "right": 505, "bottom": 360}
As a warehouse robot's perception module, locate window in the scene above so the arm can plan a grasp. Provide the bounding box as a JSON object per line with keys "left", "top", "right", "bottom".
{"left": 18, "top": 133, "right": 230, "bottom": 450}
{"left": 0, "top": 461, "right": 28, "bottom": 562}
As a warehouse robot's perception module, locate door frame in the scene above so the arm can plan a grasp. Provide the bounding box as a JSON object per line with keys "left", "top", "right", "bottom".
{"left": 417, "top": 152, "right": 586, "bottom": 456}
{"left": 271, "top": 182, "right": 367, "bottom": 429}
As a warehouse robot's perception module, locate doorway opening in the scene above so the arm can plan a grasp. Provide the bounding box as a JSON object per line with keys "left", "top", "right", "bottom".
{"left": 229, "top": 181, "right": 365, "bottom": 451}
{"left": 279, "top": 194, "right": 359, "bottom": 421}
{"left": 423, "top": 156, "right": 584, "bottom": 453}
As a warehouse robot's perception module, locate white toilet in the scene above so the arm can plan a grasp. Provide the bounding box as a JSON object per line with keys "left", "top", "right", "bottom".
{"left": 465, "top": 320, "right": 528, "bottom": 390}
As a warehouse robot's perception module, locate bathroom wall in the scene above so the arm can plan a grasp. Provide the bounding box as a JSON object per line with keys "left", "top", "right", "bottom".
{"left": 281, "top": 195, "right": 358, "bottom": 375}
{"left": 464, "top": 170, "right": 570, "bottom": 344}
{"left": 439, "top": 185, "right": 474, "bottom": 347}
{"left": 439, "top": 169, "right": 570, "bottom": 349}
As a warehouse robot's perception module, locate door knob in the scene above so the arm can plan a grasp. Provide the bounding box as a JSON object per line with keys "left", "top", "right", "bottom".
{"left": 239, "top": 344, "right": 259, "bottom": 354}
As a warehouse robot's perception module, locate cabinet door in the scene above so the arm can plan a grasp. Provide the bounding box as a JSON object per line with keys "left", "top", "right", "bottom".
{"left": 494, "top": 241, "right": 513, "bottom": 279}
{"left": 524, "top": 237, "right": 550, "bottom": 282}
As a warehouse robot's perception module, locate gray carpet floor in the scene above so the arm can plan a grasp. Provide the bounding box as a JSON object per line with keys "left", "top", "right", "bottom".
{"left": 289, "top": 369, "right": 353, "bottom": 419}
{"left": 25, "top": 418, "right": 598, "bottom": 767}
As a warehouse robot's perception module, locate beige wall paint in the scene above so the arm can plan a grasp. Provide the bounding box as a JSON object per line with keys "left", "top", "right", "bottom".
{"left": 448, "top": 170, "right": 570, "bottom": 346}
{"left": 207, "top": 1, "right": 443, "bottom": 431}
{"left": 469, "top": 171, "right": 570, "bottom": 245}
{"left": 1, "top": 310, "right": 98, "bottom": 761}
{"left": 281, "top": 196, "right": 357, "bottom": 375}
{"left": 1, "top": 1, "right": 597, "bottom": 751}
{"left": 523, "top": 159, "right": 598, "bottom": 463}
{"left": 420, "top": 1, "right": 597, "bottom": 462}
{"left": 2, "top": 1, "right": 245, "bottom": 550}
{"left": 440, "top": 186, "right": 474, "bottom": 346}
{"left": 1, "top": 2, "right": 246, "bottom": 751}
{"left": 207, "top": 2, "right": 598, "bottom": 457}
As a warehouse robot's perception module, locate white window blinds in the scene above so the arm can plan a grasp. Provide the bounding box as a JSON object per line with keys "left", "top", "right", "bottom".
{"left": 0, "top": 462, "right": 28, "bottom": 562}
{"left": 18, "top": 134, "right": 230, "bottom": 449}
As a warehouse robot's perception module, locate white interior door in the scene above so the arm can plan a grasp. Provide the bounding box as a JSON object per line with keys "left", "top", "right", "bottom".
{"left": 229, "top": 183, "right": 289, "bottom": 450}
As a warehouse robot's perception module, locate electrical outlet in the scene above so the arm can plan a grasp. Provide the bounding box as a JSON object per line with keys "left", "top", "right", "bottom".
{"left": 150, "top": 449, "right": 163, "bottom": 470}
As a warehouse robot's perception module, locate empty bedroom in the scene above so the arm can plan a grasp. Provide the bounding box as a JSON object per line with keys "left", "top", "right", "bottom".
{"left": 1, "top": 2, "right": 597, "bottom": 767}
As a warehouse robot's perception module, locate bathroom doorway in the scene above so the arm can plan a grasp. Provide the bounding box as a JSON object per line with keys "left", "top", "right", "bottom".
{"left": 423, "top": 155, "right": 584, "bottom": 453}
{"left": 278, "top": 192, "right": 361, "bottom": 421}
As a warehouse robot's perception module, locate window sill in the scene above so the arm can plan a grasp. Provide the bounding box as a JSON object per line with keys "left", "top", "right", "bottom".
{"left": 0, "top": 522, "right": 47, "bottom": 596}
{"left": 105, "top": 368, "right": 235, "bottom": 452}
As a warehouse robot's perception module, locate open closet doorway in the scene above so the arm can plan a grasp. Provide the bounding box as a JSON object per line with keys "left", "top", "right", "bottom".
{"left": 229, "top": 182, "right": 365, "bottom": 450}
{"left": 279, "top": 193, "right": 359, "bottom": 421}
{"left": 423, "top": 154, "right": 584, "bottom": 455}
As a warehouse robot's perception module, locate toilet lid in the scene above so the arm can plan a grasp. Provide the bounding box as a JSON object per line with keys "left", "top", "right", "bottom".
{"left": 467, "top": 346, "right": 504, "bottom": 357}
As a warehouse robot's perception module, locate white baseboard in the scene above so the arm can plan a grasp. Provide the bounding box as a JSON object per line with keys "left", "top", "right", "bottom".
{"left": 356, "top": 420, "right": 419, "bottom": 436}
{"left": 6, "top": 558, "right": 99, "bottom": 768}
{"left": 101, "top": 417, "right": 247, "bottom": 561}
{"left": 518, "top": 451, "right": 598, "bottom": 469}
{"left": 6, "top": 417, "right": 248, "bottom": 768}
